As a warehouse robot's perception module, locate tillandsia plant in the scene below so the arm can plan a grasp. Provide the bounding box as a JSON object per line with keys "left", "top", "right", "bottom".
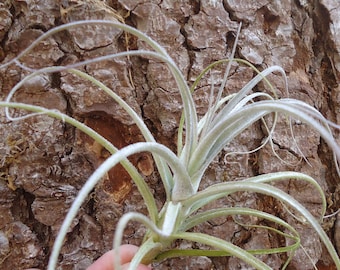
{"left": 1, "top": 20, "right": 340, "bottom": 270}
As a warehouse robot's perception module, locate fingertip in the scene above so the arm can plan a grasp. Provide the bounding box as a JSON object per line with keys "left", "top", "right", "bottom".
{"left": 86, "top": 244, "right": 141, "bottom": 270}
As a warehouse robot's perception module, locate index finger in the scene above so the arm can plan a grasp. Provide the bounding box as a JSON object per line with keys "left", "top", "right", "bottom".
{"left": 86, "top": 244, "right": 150, "bottom": 270}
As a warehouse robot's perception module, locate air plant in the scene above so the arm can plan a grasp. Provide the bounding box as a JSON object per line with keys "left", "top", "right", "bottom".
{"left": 1, "top": 20, "right": 340, "bottom": 270}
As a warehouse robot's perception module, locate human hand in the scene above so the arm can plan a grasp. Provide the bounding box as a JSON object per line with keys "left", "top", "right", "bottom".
{"left": 25, "top": 244, "right": 151, "bottom": 270}
{"left": 87, "top": 244, "right": 151, "bottom": 270}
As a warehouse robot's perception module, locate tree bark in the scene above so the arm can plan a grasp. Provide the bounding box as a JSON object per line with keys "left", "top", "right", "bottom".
{"left": 0, "top": 0, "right": 339, "bottom": 269}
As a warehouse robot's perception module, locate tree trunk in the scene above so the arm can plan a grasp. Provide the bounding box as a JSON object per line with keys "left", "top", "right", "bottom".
{"left": 0, "top": 0, "right": 339, "bottom": 269}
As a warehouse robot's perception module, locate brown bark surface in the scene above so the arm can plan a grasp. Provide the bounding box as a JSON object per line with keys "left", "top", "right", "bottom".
{"left": 0, "top": 0, "right": 339, "bottom": 269}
